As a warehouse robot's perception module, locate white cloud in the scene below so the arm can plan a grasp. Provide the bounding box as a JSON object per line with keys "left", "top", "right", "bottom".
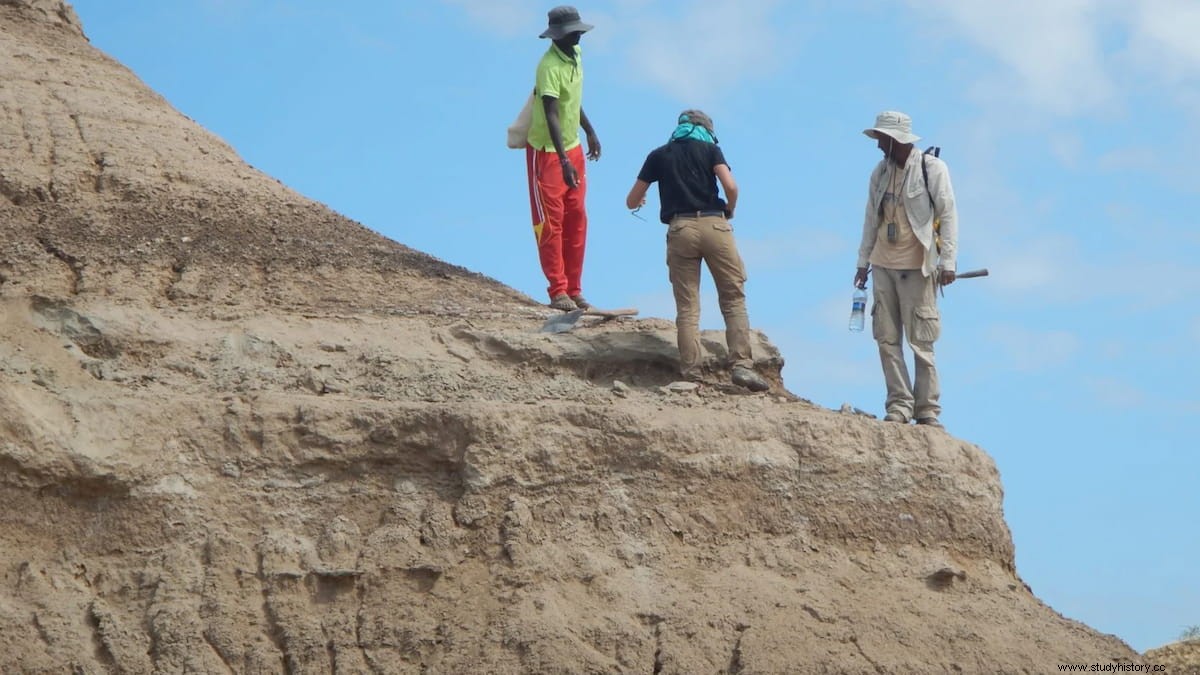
{"left": 737, "top": 229, "right": 849, "bottom": 272}
{"left": 1097, "top": 146, "right": 1159, "bottom": 173}
{"left": 986, "top": 325, "right": 1079, "bottom": 372}
{"left": 439, "top": 0, "right": 791, "bottom": 104}
{"left": 1085, "top": 377, "right": 1147, "bottom": 409}
{"left": 1048, "top": 133, "right": 1084, "bottom": 169}
{"left": 440, "top": 0, "right": 540, "bottom": 38}
{"left": 979, "top": 239, "right": 1200, "bottom": 309}
{"left": 1126, "top": 0, "right": 1200, "bottom": 84}
{"left": 908, "top": 0, "right": 1200, "bottom": 125}
{"left": 619, "top": 0, "right": 787, "bottom": 104}
{"left": 905, "top": 0, "right": 1116, "bottom": 115}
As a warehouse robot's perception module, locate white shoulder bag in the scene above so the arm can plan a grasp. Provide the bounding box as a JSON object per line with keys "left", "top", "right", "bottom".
{"left": 506, "top": 90, "right": 534, "bottom": 149}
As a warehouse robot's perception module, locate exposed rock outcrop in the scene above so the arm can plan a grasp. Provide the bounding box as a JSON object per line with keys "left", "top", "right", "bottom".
{"left": 1146, "top": 640, "right": 1200, "bottom": 673}
{"left": 0, "top": 2, "right": 1144, "bottom": 672}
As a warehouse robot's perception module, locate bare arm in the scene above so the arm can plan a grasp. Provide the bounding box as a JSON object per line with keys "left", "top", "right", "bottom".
{"left": 626, "top": 180, "right": 651, "bottom": 210}
{"left": 542, "top": 95, "right": 578, "bottom": 188}
{"left": 714, "top": 163, "right": 738, "bottom": 217}
{"left": 580, "top": 108, "right": 600, "bottom": 160}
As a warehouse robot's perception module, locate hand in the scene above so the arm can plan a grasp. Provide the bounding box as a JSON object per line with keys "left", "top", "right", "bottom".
{"left": 854, "top": 267, "right": 869, "bottom": 289}
{"left": 585, "top": 133, "right": 601, "bottom": 160}
{"left": 724, "top": 206, "right": 735, "bottom": 220}
{"left": 939, "top": 269, "right": 956, "bottom": 286}
{"left": 561, "top": 160, "right": 579, "bottom": 189}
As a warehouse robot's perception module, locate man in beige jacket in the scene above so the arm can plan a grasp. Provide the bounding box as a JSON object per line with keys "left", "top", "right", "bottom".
{"left": 854, "top": 111, "right": 958, "bottom": 427}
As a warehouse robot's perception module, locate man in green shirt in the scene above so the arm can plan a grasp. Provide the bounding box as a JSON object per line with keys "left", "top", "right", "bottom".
{"left": 524, "top": 6, "right": 601, "bottom": 311}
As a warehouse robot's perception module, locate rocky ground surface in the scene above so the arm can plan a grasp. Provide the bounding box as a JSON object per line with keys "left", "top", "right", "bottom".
{"left": 0, "top": 2, "right": 1170, "bottom": 673}
{"left": 1145, "top": 640, "right": 1200, "bottom": 674}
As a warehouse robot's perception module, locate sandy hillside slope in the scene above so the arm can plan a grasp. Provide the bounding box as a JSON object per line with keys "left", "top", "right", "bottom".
{"left": 0, "top": 2, "right": 1146, "bottom": 673}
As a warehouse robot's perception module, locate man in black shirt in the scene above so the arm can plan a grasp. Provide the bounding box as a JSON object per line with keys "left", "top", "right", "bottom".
{"left": 625, "top": 110, "right": 769, "bottom": 392}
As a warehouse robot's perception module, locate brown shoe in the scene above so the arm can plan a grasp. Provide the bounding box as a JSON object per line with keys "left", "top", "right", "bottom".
{"left": 916, "top": 417, "right": 944, "bottom": 429}
{"left": 731, "top": 367, "right": 769, "bottom": 392}
{"left": 570, "top": 295, "right": 592, "bottom": 310}
{"left": 883, "top": 412, "right": 909, "bottom": 423}
{"left": 549, "top": 294, "right": 576, "bottom": 311}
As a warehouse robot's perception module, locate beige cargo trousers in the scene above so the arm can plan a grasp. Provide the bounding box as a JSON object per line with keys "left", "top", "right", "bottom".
{"left": 871, "top": 267, "right": 941, "bottom": 421}
{"left": 666, "top": 213, "right": 753, "bottom": 378}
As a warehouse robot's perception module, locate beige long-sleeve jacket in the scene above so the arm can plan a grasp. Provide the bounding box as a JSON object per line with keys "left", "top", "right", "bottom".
{"left": 856, "top": 150, "right": 958, "bottom": 277}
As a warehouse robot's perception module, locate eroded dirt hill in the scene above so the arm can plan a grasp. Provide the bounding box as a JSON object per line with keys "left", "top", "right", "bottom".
{"left": 1145, "top": 640, "right": 1200, "bottom": 674}
{"left": 0, "top": 2, "right": 1144, "bottom": 673}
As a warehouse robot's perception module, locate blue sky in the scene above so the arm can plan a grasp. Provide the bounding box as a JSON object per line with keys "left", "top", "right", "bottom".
{"left": 70, "top": 0, "right": 1199, "bottom": 653}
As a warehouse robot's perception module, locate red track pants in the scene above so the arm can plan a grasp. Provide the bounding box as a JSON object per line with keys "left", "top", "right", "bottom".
{"left": 526, "top": 144, "right": 587, "bottom": 300}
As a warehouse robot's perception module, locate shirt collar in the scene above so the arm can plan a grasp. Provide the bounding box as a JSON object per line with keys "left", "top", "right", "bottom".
{"left": 551, "top": 44, "right": 581, "bottom": 62}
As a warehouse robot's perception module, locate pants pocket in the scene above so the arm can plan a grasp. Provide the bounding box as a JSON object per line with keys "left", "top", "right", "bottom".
{"left": 712, "top": 220, "right": 733, "bottom": 232}
{"left": 912, "top": 305, "right": 941, "bottom": 343}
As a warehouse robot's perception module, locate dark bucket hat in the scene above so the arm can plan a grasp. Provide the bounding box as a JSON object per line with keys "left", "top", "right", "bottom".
{"left": 539, "top": 6, "right": 594, "bottom": 39}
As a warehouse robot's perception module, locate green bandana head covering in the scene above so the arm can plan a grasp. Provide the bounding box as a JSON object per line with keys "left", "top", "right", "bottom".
{"left": 671, "top": 109, "right": 717, "bottom": 144}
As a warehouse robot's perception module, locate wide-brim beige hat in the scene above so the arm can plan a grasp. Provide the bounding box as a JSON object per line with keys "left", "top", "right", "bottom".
{"left": 863, "top": 110, "right": 920, "bottom": 145}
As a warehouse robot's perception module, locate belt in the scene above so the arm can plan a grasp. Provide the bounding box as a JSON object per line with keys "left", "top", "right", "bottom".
{"left": 672, "top": 210, "right": 725, "bottom": 219}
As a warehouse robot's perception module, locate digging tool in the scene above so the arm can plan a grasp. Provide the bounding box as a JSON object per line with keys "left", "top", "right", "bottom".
{"left": 540, "top": 307, "right": 639, "bottom": 333}
{"left": 938, "top": 267, "right": 988, "bottom": 296}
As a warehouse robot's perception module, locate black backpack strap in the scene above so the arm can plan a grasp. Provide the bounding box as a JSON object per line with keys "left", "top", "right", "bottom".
{"left": 921, "top": 146, "right": 944, "bottom": 257}
{"left": 920, "top": 146, "right": 940, "bottom": 209}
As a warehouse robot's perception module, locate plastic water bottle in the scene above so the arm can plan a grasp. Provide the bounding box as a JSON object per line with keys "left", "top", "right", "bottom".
{"left": 848, "top": 287, "right": 867, "bottom": 332}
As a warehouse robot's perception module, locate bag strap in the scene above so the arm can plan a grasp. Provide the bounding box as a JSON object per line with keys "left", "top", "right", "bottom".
{"left": 921, "top": 146, "right": 944, "bottom": 258}
{"left": 920, "top": 146, "right": 940, "bottom": 210}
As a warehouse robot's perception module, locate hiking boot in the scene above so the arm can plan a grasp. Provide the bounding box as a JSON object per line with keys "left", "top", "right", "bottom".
{"left": 916, "top": 416, "right": 944, "bottom": 429}
{"left": 883, "top": 412, "right": 908, "bottom": 423}
{"left": 570, "top": 295, "right": 592, "bottom": 310}
{"left": 550, "top": 294, "right": 576, "bottom": 311}
{"left": 731, "top": 366, "right": 769, "bottom": 392}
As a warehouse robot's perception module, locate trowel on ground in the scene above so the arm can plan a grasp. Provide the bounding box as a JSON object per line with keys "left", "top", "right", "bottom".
{"left": 540, "top": 307, "right": 639, "bottom": 333}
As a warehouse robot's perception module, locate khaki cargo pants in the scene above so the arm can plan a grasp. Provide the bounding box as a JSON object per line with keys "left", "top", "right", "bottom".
{"left": 666, "top": 214, "right": 753, "bottom": 378}
{"left": 871, "top": 267, "right": 941, "bottom": 420}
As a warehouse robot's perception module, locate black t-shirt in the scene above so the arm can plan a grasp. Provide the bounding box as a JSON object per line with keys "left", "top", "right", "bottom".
{"left": 636, "top": 139, "right": 729, "bottom": 224}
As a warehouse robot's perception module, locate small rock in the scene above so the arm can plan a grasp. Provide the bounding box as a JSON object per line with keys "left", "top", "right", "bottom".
{"left": 221, "top": 462, "right": 241, "bottom": 478}
{"left": 839, "top": 402, "right": 876, "bottom": 418}
{"left": 612, "top": 380, "right": 630, "bottom": 397}
{"left": 318, "top": 342, "right": 346, "bottom": 353}
{"left": 664, "top": 381, "right": 699, "bottom": 394}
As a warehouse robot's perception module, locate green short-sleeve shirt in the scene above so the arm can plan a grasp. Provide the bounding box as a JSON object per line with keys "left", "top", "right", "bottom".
{"left": 527, "top": 44, "right": 583, "bottom": 153}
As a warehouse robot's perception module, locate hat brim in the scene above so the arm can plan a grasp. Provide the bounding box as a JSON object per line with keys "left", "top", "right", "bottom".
{"left": 864, "top": 128, "right": 920, "bottom": 145}
{"left": 539, "top": 21, "right": 593, "bottom": 39}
